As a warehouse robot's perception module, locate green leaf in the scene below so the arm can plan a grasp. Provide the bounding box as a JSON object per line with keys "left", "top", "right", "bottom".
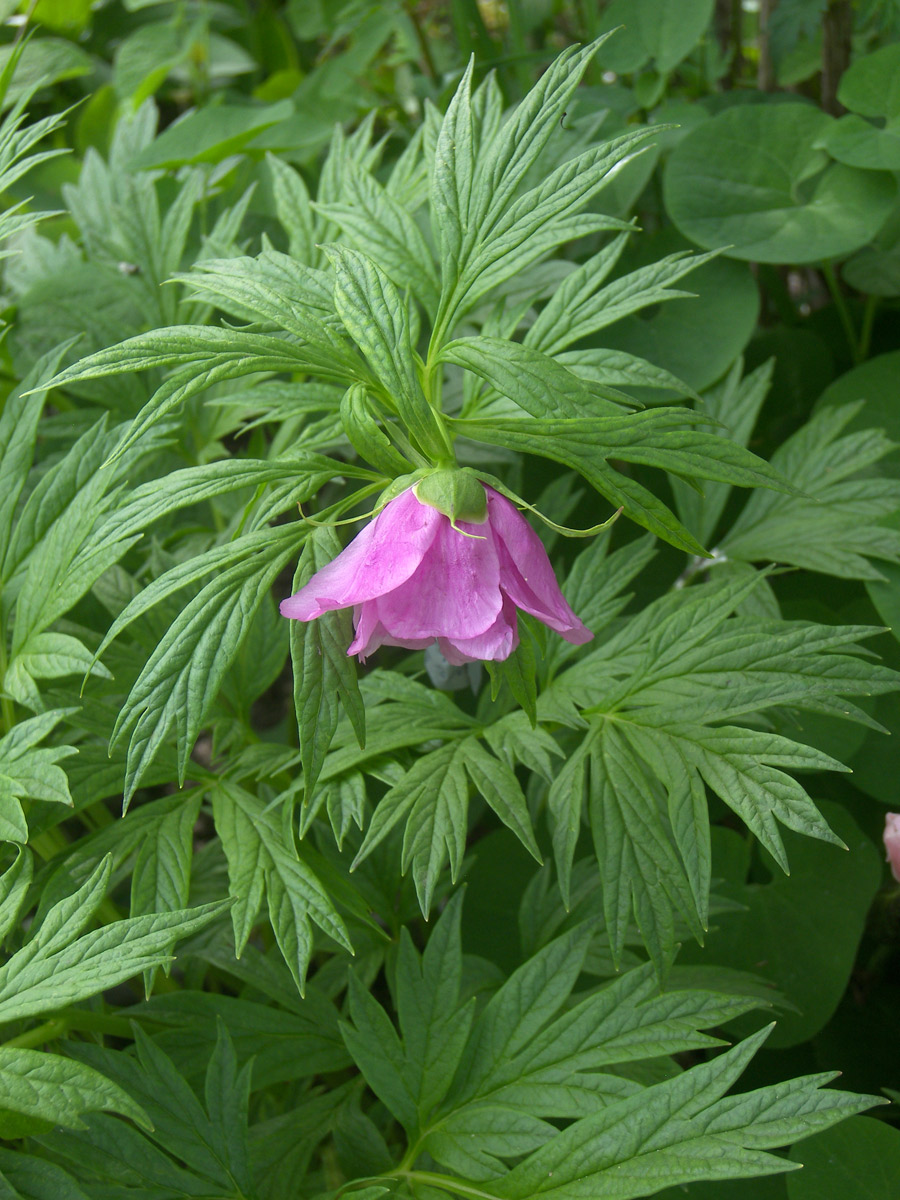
{"left": 128, "top": 101, "right": 293, "bottom": 169}
{"left": 0, "top": 1148, "right": 91, "bottom": 1198}
{"left": 110, "top": 530, "right": 302, "bottom": 801}
{"left": 597, "top": 232, "right": 760, "bottom": 394}
{"left": 461, "top": 739, "right": 541, "bottom": 864}
{"left": 113, "top": 20, "right": 187, "bottom": 104}
{"left": 203, "top": 1022, "right": 254, "bottom": 1195}
{"left": 447, "top": 955, "right": 763, "bottom": 1125}
{"left": 212, "top": 781, "right": 352, "bottom": 993}
{"left": 0, "top": 1049, "right": 149, "bottom": 1132}
{"left": 0, "top": 344, "right": 70, "bottom": 569}
{"left": 341, "top": 971, "right": 417, "bottom": 1132}
{"left": 491, "top": 1027, "right": 879, "bottom": 1199}
{"left": 0, "top": 858, "right": 225, "bottom": 1025}
{"left": 452, "top": 127, "right": 651, "bottom": 319}
{"left": 39, "top": 326, "right": 330, "bottom": 464}
{"left": 820, "top": 114, "right": 900, "bottom": 171}
{"left": 340, "top": 383, "right": 415, "bottom": 475}
{"left": 352, "top": 724, "right": 544, "bottom": 916}
{"left": 0, "top": 40, "right": 91, "bottom": 110}
{"left": 686, "top": 805, "right": 882, "bottom": 1048}
{"left": 671, "top": 357, "right": 774, "bottom": 548}
{"left": 0, "top": 709, "right": 77, "bottom": 842}
{"left": 9, "top": 451, "right": 138, "bottom": 659}
{"left": 267, "top": 153, "right": 316, "bottom": 264}
{"left": 665, "top": 104, "right": 897, "bottom": 263}
{"left": 447, "top": 924, "right": 593, "bottom": 1107}
{"left": 786, "top": 1116, "right": 900, "bottom": 1200}
{"left": 721, "top": 402, "right": 900, "bottom": 579}
{"left": 113, "top": 455, "right": 355, "bottom": 543}
{"left": 94, "top": 524, "right": 305, "bottom": 663}
{"left": 524, "top": 240, "right": 720, "bottom": 359}
{"left": 837, "top": 43, "right": 900, "bottom": 120}
{"left": 430, "top": 56, "right": 477, "bottom": 286}
{"left": 635, "top": 0, "right": 715, "bottom": 73}
{"left": 397, "top": 741, "right": 469, "bottom": 916}
{"left": 485, "top": 635, "right": 538, "bottom": 728}
{"left": 177, "top": 249, "right": 357, "bottom": 370}
{"left": 0, "top": 847, "right": 30, "bottom": 944}
{"left": 451, "top": 409, "right": 795, "bottom": 556}
{"left": 394, "top": 891, "right": 474, "bottom": 1129}
{"left": 588, "top": 720, "right": 704, "bottom": 966}
{"left": 430, "top": 35, "right": 629, "bottom": 337}
{"left": 441, "top": 336, "right": 616, "bottom": 418}
{"left": 6, "top": 632, "right": 112, "bottom": 708}
{"left": 473, "top": 36, "right": 613, "bottom": 239}
{"left": 315, "top": 160, "right": 440, "bottom": 312}
{"left": 542, "top": 573, "right": 897, "bottom": 964}
{"left": 56, "top": 1024, "right": 256, "bottom": 1193}
{"left": 131, "top": 792, "right": 202, "bottom": 989}
{"left": 2, "top": 415, "right": 111, "bottom": 586}
{"left": 325, "top": 245, "right": 449, "bottom": 460}
{"left": 551, "top": 532, "right": 657, "bottom": 670}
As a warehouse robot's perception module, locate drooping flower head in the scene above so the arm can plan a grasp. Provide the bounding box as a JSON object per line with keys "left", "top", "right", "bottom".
{"left": 884, "top": 812, "right": 900, "bottom": 883}
{"left": 280, "top": 471, "right": 592, "bottom": 664}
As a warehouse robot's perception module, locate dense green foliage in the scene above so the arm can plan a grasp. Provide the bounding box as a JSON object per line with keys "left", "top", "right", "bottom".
{"left": 0, "top": 2, "right": 898, "bottom": 1197}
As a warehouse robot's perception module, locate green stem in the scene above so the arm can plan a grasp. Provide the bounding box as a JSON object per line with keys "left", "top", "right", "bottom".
{"left": 79, "top": 801, "right": 115, "bottom": 831}
{"left": 337, "top": 1168, "right": 504, "bottom": 1200}
{"left": 419, "top": 354, "right": 457, "bottom": 467}
{"left": 28, "top": 825, "right": 70, "bottom": 861}
{"left": 405, "top": 0, "right": 439, "bottom": 84}
{"left": 858, "top": 293, "right": 878, "bottom": 362}
{"left": 3, "top": 1008, "right": 135, "bottom": 1049}
{"left": 3, "top": 1017, "right": 68, "bottom": 1049}
{"left": 822, "top": 260, "right": 858, "bottom": 362}
{"left": 506, "top": 2, "right": 533, "bottom": 97}
{"left": 13, "top": 0, "right": 38, "bottom": 46}
{"left": 401, "top": 1171, "right": 504, "bottom": 1200}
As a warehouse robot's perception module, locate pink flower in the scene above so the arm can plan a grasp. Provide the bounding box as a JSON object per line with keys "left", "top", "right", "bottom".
{"left": 280, "top": 484, "right": 592, "bottom": 664}
{"left": 884, "top": 813, "right": 900, "bottom": 883}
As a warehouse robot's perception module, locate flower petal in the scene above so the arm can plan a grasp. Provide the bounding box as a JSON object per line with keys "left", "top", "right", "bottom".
{"left": 280, "top": 490, "right": 440, "bottom": 620}
{"left": 376, "top": 515, "right": 503, "bottom": 640}
{"left": 348, "top": 602, "right": 432, "bottom": 662}
{"left": 486, "top": 488, "right": 593, "bottom": 644}
{"left": 439, "top": 597, "right": 519, "bottom": 664}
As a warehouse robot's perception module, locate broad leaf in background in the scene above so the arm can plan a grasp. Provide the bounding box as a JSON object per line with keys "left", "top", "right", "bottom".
{"left": 786, "top": 1116, "right": 900, "bottom": 1200}
{"left": 665, "top": 105, "right": 897, "bottom": 262}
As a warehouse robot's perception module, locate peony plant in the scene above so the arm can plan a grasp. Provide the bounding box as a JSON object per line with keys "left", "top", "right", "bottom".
{"left": 3, "top": 19, "right": 899, "bottom": 1200}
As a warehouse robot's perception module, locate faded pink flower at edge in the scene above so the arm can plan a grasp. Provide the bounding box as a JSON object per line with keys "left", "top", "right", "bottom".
{"left": 279, "top": 485, "right": 593, "bottom": 664}
{"left": 884, "top": 812, "right": 900, "bottom": 883}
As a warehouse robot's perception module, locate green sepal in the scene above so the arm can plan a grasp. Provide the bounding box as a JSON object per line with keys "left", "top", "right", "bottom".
{"left": 414, "top": 467, "right": 488, "bottom": 525}
{"left": 476, "top": 471, "right": 621, "bottom": 537}
{"left": 374, "top": 469, "right": 430, "bottom": 512}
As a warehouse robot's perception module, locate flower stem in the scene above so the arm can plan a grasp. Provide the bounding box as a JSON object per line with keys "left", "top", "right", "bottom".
{"left": 822, "top": 260, "right": 858, "bottom": 362}
{"left": 858, "top": 293, "right": 878, "bottom": 362}
{"left": 401, "top": 1171, "right": 505, "bottom": 1200}
{"left": 2, "top": 1017, "right": 68, "bottom": 1049}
